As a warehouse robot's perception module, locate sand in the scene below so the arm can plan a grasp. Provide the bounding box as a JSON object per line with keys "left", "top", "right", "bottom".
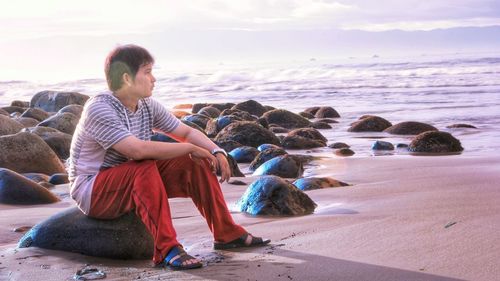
{"left": 1, "top": 155, "right": 499, "bottom": 281}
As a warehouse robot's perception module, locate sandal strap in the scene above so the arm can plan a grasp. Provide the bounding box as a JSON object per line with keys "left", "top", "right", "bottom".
{"left": 165, "top": 246, "right": 187, "bottom": 264}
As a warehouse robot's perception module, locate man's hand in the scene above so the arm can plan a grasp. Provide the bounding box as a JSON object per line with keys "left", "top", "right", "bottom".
{"left": 189, "top": 145, "right": 218, "bottom": 173}
{"left": 215, "top": 153, "right": 231, "bottom": 183}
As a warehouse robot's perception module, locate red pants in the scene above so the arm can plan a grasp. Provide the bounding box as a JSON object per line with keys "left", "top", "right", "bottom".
{"left": 88, "top": 155, "right": 246, "bottom": 264}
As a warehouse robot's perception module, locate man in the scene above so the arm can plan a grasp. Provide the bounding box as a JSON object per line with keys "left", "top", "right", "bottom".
{"left": 68, "top": 44, "right": 269, "bottom": 270}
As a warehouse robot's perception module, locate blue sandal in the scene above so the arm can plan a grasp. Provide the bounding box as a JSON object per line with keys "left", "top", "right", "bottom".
{"left": 164, "top": 246, "right": 202, "bottom": 270}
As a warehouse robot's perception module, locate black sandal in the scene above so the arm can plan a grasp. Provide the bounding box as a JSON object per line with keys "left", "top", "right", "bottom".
{"left": 214, "top": 233, "right": 271, "bottom": 250}
{"left": 164, "top": 246, "right": 203, "bottom": 270}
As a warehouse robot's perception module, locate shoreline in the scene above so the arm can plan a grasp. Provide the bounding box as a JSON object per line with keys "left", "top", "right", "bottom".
{"left": 1, "top": 154, "right": 499, "bottom": 280}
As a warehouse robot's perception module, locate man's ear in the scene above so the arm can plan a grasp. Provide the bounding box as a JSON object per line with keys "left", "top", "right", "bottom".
{"left": 122, "top": 73, "right": 133, "bottom": 87}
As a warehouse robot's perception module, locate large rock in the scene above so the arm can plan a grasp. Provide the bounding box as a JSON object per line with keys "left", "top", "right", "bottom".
{"left": 181, "top": 114, "right": 210, "bottom": 130}
{"left": 229, "top": 146, "right": 260, "bottom": 163}
{"left": 237, "top": 175, "right": 316, "bottom": 216}
{"left": 314, "top": 107, "right": 340, "bottom": 118}
{"left": 14, "top": 117, "right": 39, "bottom": 128}
{"left": 293, "top": 177, "right": 349, "bottom": 191}
{"left": 287, "top": 128, "right": 327, "bottom": 143}
{"left": 253, "top": 155, "right": 303, "bottom": 178}
{"left": 249, "top": 147, "right": 288, "bottom": 171}
{"left": 37, "top": 130, "right": 73, "bottom": 160}
{"left": 192, "top": 103, "right": 234, "bottom": 113}
{"left": 20, "top": 108, "right": 50, "bottom": 122}
{"left": 231, "top": 100, "right": 267, "bottom": 117}
{"left": 0, "top": 115, "right": 24, "bottom": 136}
{"left": 220, "top": 109, "right": 257, "bottom": 121}
{"left": 197, "top": 106, "right": 221, "bottom": 118}
{"left": 37, "top": 112, "right": 79, "bottom": 135}
{"left": 409, "top": 131, "right": 464, "bottom": 153}
{"left": 262, "top": 109, "right": 312, "bottom": 129}
{"left": 281, "top": 135, "right": 326, "bottom": 149}
{"left": 0, "top": 168, "right": 60, "bottom": 204}
{"left": 1, "top": 106, "right": 25, "bottom": 114}
{"left": 215, "top": 121, "right": 280, "bottom": 148}
{"left": 348, "top": 116, "right": 392, "bottom": 132}
{"left": 205, "top": 115, "right": 243, "bottom": 138}
{"left": 30, "top": 91, "right": 89, "bottom": 112}
{"left": 18, "top": 207, "right": 154, "bottom": 259}
{"left": 0, "top": 132, "right": 66, "bottom": 174}
{"left": 58, "top": 104, "right": 84, "bottom": 118}
{"left": 0, "top": 108, "right": 8, "bottom": 116}
{"left": 384, "top": 121, "right": 438, "bottom": 135}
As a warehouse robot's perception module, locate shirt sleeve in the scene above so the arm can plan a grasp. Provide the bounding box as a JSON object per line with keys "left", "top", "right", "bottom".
{"left": 150, "top": 98, "right": 181, "bottom": 133}
{"left": 84, "top": 102, "right": 133, "bottom": 150}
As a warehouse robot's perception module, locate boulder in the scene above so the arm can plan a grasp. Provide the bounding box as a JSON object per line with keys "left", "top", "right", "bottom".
{"left": 446, "top": 123, "right": 477, "bottom": 129}
{"left": 197, "top": 106, "right": 221, "bottom": 118}
{"left": 0, "top": 108, "right": 8, "bottom": 116}
{"left": 181, "top": 114, "right": 210, "bottom": 129}
{"left": 253, "top": 155, "right": 303, "bottom": 178}
{"left": 249, "top": 147, "right": 288, "bottom": 171}
{"left": 215, "top": 121, "right": 280, "bottom": 148}
{"left": 231, "top": 100, "right": 267, "bottom": 117}
{"left": 328, "top": 142, "right": 350, "bottom": 149}
{"left": 11, "top": 100, "right": 30, "bottom": 107}
{"left": 317, "top": 118, "right": 338, "bottom": 124}
{"left": 58, "top": 104, "right": 84, "bottom": 118}
{"left": 396, "top": 143, "right": 409, "bottom": 149}
{"left": 20, "top": 108, "right": 50, "bottom": 122}
{"left": 262, "top": 109, "right": 312, "bottom": 129}
{"left": 14, "top": 117, "right": 39, "bottom": 128}
{"left": 269, "top": 126, "right": 290, "bottom": 134}
{"left": 310, "top": 122, "right": 332, "bottom": 129}
{"left": 220, "top": 109, "right": 257, "bottom": 121}
{"left": 229, "top": 146, "right": 260, "bottom": 163}
{"left": 315, "top": 107, "right": 340, "bottom": 118}
{"left": 23, "top": 173, "right": 50, "bottom": 183}
{"left": 372, "top": 140, "right": 395, "bottom": 151}
{"left": 49, "top": 173, "right": 69, "bottom": 185}
{"left": 30, "top": 91, "right": 89, "bottom": 112}
{"left": 281, "top": 136, "right": 326, "bottom": 149}
{"left": 1, "top": 106, "right": 26, "bottom": 114}
{"left": 192, "top": 103, "right": 234, "bottom": 113}
{"left": 409, "top": 131, "right": 464, "bottom": 153}
{"left": 287, "top": 128, "right": 327, "bottom": 143}
{"left": 384, "top": 121, "right": 438, "bottom": 135}
{"left": 335, "top": 148, "right": 355, "bottom": 156}
{"left": 237, "top": 175, "right": 316, "bottom": 216}
{"left": 18, "top": 207, "right": 154, "bottom": 259}
{"left": 293, "top": 177, "right": 349, "bottom": 191}
{"left": 298, "top": 112, "right": 314, "bottom": 119}
{"left": 205, "top": 115, "right": 242, "bottom": 137}
{"left": 0, "top": 115, "right": 24, "bottom": 136}
{"left": 37, "top": 112, "right": 79, "bottom": 135}
{"left": 349, "top": 116, "right": 392, "bottom": 132}
{"left": 303, "top": 107, "right": 320, "bottom": 115}
{"left": 214, "top": 140, "right": 243, "bottom": 153}
{"left": 257, "top": 143, "right": 281, "bottom": 152}
{"left": 0, "top": 132, "right": 66, "bottom": 174}
{"left": 0, "top": 168, "right": 60, "bottom": 204}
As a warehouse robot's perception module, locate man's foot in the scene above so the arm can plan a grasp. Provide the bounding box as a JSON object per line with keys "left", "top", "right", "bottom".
{"left": 213, "top": 233, "right": 271, "bottom": 250}
{"left": 164, "top": 245, "right": 203, "bottom": 270}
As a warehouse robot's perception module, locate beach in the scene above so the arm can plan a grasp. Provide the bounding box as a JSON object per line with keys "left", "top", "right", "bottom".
{"left": 1, "top": 53, "right": 500, "bottom": 280}
{"left": 1, "top": 154, "right": 499, "bottom": 281}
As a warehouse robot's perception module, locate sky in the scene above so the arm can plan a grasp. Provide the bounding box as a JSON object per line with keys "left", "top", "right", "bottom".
{"left": 1, "top": 0, "right": 500, "bottom": 82}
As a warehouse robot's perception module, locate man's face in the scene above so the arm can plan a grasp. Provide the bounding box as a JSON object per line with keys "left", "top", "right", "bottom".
{"left": 130, "top": 63, "right": 155, "bottom": 98}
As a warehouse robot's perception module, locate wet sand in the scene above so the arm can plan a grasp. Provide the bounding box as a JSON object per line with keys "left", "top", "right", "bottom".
{"left": 1, "top": 155, "right": 499, "bottom": 281}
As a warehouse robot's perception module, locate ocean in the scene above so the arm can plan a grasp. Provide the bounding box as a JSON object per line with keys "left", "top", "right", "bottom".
{"left": 1, "top": 52, "right": 500, "bottom": 159}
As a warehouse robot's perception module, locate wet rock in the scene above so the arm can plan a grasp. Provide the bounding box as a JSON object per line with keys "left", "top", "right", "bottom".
{"left": 317, "top": 118, "right": 338, "bottom": 124}
{"left": 262, "top": 109, "right": 312, "bottom": 129}
{"left": 215, "top": 121, "right": 280, "bottom": 148}
{"left": 181, "top": 114, "right": 210, "bottom": 130}
{"left": 0, "top": 132, "right": 66, "bottom": 174}
{"left": 0, "top": 108, "right": 8, "bottom": 116}
{"left": 33, "top": 130, "right": 72, "bottom": 159}
{"left": 231, "top": 100, "right": 267, "bottom": 117}
{"left": 22, "top": 126, "right": 60, "bottom": 135}
{"left": 237, "top": 175, "right": 316, "bottom": 216}
{"left": 0, "top": 115, "right": 24, "bottom": 136}
{"left": 310, "top": 121, "right": 332, "bottom": 129}
{"left": 198, "top": 106, "right": 221, "bottom": 118}
{"left": 229, "top": 146, "right": 260, "bottom": 163}
{"left": 205, "top": 115, "right": 243, "bottom": 137}
{"left": 257, "top": 117, "right": 269, "bottom": 129}
{"left": 328, "top": 142, "right": 350, "bottom": 149}
{"left": 229, "top": 179, "right": 247, "bottom": 185}
{"left": 257, "top": 143, "right": 281, "bottom": 152}
{"left": 23, "top": 173, "right": 50, "bottom": 183}
{"left": 14, "top": 117, "right": 39, "bottom": 128}
{"left": 281, "top": 136, "right": 326, "bottom": 149}
{"left": 396, "top": 143, "right": 409, "bottom": 149}
{"left": 253, "top": 155, "right": 303, "bottom": 178}
{"left": 30, "top": 91, "right": 89, "bottom": 112}
{"left": 214, "top": 140, "right": 243, "bottom": 153}
{"left": 303, "top": 107, "right": 320, "bottom": 115}
{"left": 269, "top": 126, "right": 290, "bottom": 134}
{"left": 349, "top": 116, "right": 392, "bottom": 132}
{"left": 409, "top": 131, "right": 464, "bottom": 153}
{"left": 446, "top": 123, "right": 477, "bottom": 129}
{"left": 37, "top": 112, "right": 79, "bottom": 135}
{"left": 192, "top": 103, "right": 234, "bottom": 113}
{"left": 0, "top": 168, "right": 60, "bottom": 205}
{"left": 1, "top": 106, "right": 26, "bottom": 114}
{"left": 372, "top": 140, "right": 394, "bottom": 150}
{"left": 288, "top": 128, "right": 327, "bottom": 143}
{"left": 58, "top": 104, "right": 84, "bottom": 118}
{"left": 299, "top": 112, "right": 314, "bottom": 119}
{"left": 18, "top": 207, "right": 154, "bottom": 259}
{"left": 181, "top": 120, "right": 206, "bottom": 134}
{"left": 11, "top": 100, "right": 30, "bottom": 107}
{"left": 315, "top": 107, "right": 340, "bottom": 118}
{"left": 335, "top": 148, "right": 355, "bottom": 156}
{"left": 249, "top": 148, "right": 288, "bottom": 171}
{"left": 49, "top": 173, "right": 69, "bottom": 185}
{"left": 220, "top": 109, "right": 257, "bottom": 121}
{"left": 20, "top": 108, "right": 50, "bottom": 122}
{"left": 293, "top": 177, "right": 349, "bottom": 191}
{"left": 384, "top": 121, "right": 438, "bottom": 135}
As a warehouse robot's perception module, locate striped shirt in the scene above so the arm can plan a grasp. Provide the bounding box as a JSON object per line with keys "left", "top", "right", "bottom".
{"left": 68, "top": 92, "right": 180, "bottom": 214}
